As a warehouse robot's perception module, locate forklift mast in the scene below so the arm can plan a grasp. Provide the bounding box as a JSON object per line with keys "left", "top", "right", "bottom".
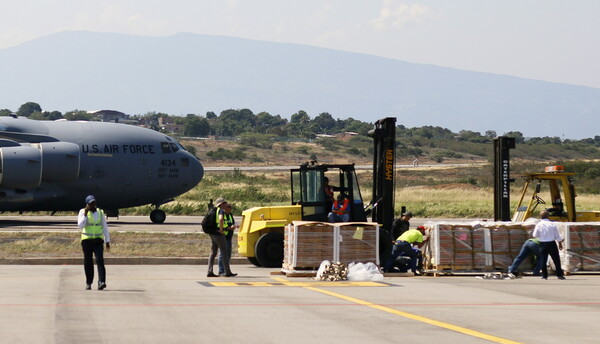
{"left": 368, "top": 117, "right": 397, "bottom": 231}
{"left": 493, "top": 136, "right": 516, "bottom": 221}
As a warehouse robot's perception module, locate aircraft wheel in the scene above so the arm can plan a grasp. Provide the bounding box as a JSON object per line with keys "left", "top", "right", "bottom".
{"left": 255, "top": 232, "right": 284, "bottom": 268}
{"left": 150, "top": 209, "right": 166, "bottom": 223}
{"left": 247, "top": 257, "right": 262, "bottom": 267}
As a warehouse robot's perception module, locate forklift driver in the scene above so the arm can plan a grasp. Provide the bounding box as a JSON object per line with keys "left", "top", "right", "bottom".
{"left": 547, "top": 199, "right": 566, "bottom": 217}
{"left": 328, "top": 194, "right": 350, "bottom": 222}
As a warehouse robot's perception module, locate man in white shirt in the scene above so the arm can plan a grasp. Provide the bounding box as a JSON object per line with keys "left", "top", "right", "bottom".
{"left": 532, "top": 210, "right": 565, "bottom": 280}
{"left": 78, "top": 195, "right": 111, "bottom": 290}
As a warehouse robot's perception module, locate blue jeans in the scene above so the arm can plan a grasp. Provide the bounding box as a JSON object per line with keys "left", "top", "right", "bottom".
{"left": 508, "top": 240, "right": 542, "bottom": 274}
{"left": 218, "top": 237, "right": 233, "bottom": 275}
{"left": 384, "top": 241, "right": 418, "bottom": 272}
{"left": 328, "top": 212, "right": 349, "bottom": 222}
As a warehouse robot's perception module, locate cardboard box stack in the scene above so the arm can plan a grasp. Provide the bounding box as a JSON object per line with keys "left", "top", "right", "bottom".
{"left": 283, "top": 221, "right": 379, "bottom": 272}
{"left": 424, "top": 221, "right": 535, "bottom": 272}
{"left": 283, "top": 222, "right": 334, "bottom": 271}
{"left": 337, "top": 224, "right": 379, "bottom": 265}
{"left": 561, "top": 223, "right": 600, "bottom": 272}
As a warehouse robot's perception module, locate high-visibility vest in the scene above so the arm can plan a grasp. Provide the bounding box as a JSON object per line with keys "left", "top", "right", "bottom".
{"left": 81, "top": 209, "right": 105, "bottom": 240}
{"left": 221, "top": 211, "right": 234, "bottom": 235}
{"left": 333, "top": 199, "right": 350, "bottom": 215}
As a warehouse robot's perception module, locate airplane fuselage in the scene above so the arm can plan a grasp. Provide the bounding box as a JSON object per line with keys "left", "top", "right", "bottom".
{"left": 0, "top": 117, "right": 203, "bottom": 216}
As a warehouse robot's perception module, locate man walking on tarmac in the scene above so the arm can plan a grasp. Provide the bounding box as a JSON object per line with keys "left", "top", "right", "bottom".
{"left": 78, "top": 195, "right": 110, "bottom": 290}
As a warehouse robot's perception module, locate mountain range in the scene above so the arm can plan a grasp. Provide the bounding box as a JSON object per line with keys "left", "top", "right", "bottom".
{"left": 0, "top": 31, "right": 598, "bottom": 139}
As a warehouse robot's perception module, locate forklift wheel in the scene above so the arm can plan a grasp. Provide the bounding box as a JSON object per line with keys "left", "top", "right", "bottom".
{"left": 255, "top": 232, "right": 284, "bottom": 268}
{"left": 247, "top": 257, "right": 262, "bottom": 267}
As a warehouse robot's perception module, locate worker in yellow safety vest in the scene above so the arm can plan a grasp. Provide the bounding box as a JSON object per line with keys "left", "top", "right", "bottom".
{"left": 206, "top": 197, "right": 237, "bottom": 277}
{"left": 77, "top": 195, "right": 111, "bottom": 290}
{"left": 383, "top": 226, "right": 429, "bottom": 275}
{"left": 218, "top": 203, "right": 236, "bottom": 276}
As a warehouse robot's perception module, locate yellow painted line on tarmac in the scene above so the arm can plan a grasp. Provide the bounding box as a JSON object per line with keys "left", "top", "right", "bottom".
{"left": 207, "top": 280, "right": 390, "bottom": 287}
{"left": 300, "top": 284, "right": 521, "bottom": 344}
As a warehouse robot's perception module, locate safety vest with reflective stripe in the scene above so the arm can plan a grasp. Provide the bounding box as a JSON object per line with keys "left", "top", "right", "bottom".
{"left": 333, "top": 199, "right": 350, "bottom": 215}
{"left": 81, "top": 209, "right": 105, "bottom": 240}
{"left": 222, "top": 213, "right": 234, "bottom": 236}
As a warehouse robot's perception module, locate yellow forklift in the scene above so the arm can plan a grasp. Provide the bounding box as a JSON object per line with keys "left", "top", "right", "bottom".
{"left": 237, "top": 118, "right": 397, "bottom": 267}
{"left": 512, "top": 165, "right": 600, "bottom": 222}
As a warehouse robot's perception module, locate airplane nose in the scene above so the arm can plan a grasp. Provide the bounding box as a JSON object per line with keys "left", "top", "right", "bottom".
{"left": 188, "top": 153, "right": 204, "bottom": 186}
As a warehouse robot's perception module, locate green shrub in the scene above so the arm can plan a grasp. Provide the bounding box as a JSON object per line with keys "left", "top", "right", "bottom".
{"left": 206, "top": 148, "right": 246, "bottom": 160}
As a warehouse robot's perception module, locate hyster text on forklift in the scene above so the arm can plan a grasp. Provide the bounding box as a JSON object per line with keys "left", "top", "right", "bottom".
{"left": 237, "top": 117, "right": 397, "bottom": 267}
{"left": 512, "top": 165, "right": 600, "bottom": 222}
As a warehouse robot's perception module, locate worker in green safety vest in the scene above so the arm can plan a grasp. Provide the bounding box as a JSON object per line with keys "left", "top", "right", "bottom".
{"left": 77, "top": 195, "right": 111, "bottom": 290}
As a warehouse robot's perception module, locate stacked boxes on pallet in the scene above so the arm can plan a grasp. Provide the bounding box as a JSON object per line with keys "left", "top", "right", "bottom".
{"left": 338, "top": 224, "right": 379, "bottom": 264}
{"left": 490, "top": 224, "right": 532, "bottom": 269}
{"left": 283, "top": 222, "right": 334, "bottom": 271}
{"left": 561, "top": 224, "right": 600, "bottom": 272}
{"left": 283, "top": 221, "right": 379, "bottom": 272}
{"left": 424, "top": 222, "right": 535, "bottom": 272}
{"left": 425, "top": 221, "right": 600, "bottom": 273}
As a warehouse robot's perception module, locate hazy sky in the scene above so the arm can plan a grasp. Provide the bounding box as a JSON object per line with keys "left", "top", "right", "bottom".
{"left": 1, "top": 1, "right": 599, "bottom": 88}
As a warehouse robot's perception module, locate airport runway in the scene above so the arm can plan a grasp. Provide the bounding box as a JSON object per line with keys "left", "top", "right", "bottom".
{"left": 0, "top": 215, "right": 479, "bottom": 233}
{"left": 1, "top": 264, "right": 599, "bottom": 344}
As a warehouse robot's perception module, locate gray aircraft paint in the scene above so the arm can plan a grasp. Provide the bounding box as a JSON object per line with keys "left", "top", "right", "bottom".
{"left": 0, "top": 117, "right": 203, "bottom": 217}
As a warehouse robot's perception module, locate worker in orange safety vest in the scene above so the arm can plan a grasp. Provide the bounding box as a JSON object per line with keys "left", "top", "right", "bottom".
{"left": 328, "top": 194, "right": 350, "bottom": 222}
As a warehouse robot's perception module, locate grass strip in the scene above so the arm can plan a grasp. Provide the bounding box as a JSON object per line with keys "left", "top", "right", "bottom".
{"left": 0, "top": 232, "right": 237, "bottom": 258}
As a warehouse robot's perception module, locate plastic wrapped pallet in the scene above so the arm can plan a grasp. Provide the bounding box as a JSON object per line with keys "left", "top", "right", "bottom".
{"left": 283, "top": 221, "right": 379, "bottom": 272}
{"left": 337, "top": 223, "right": 379, "bottom": 265}
{"left": 425, "top": 221, "right": 536, "bottom": 272}
{"left": 561, "top": 223, "right": 600, "bottom": 272}
{"left": 283, "top": 221, "right": 334, "bottom": 271}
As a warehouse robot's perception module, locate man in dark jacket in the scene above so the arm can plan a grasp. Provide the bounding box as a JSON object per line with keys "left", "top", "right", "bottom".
{"left": 391, "top": 211, "right": 412, "bottom": 239}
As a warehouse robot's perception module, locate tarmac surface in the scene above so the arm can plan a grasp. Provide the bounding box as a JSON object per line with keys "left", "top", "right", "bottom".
{"left": 2, "top": 216, "right": 599, "bottom": 343}
{"left": 1, "top": 265, "right": 600, "bottom": 344}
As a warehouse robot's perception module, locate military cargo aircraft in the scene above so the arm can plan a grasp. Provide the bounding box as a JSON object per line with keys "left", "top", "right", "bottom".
{"left": 0, "top": 116, "right": 203, "bottom": 223}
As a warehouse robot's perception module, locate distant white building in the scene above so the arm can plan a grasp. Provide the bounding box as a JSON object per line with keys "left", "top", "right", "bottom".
{"left": 334, "top": 132, "right": 359, "bottom": 141}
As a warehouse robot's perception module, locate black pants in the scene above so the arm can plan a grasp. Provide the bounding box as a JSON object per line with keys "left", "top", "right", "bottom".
{"left": 540, "top": 241, "right": 564, "bottom": 278}
{"left": 81, "top": 238, "right": 106, "bottom": 285}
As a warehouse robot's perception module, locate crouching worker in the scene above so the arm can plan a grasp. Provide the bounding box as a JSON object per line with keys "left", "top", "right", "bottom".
{"left": 507, "top": 238, "right": 542, "bottom": 277}
{"left": 384, "top": 226, "right": 429, "bottom": 275}
{"left": 328, "top": 194, "right": 350, "bottom": 222}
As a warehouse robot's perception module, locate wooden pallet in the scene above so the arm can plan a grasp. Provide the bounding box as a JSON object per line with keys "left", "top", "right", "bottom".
{"left": 272, "top": 269, "right": 318, "bottom": 278}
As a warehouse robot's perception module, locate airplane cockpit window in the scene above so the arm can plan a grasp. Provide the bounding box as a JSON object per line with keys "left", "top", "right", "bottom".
{"left": 161, "top": 142, "right": 171, "bottom": 153}
{"left": 170, "top": 143, "right": 179, "bottom": 152}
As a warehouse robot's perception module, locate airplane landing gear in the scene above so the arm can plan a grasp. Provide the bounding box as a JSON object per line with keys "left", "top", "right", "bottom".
{"left": 150, "top": 209, "right": 166, "bottom": 223}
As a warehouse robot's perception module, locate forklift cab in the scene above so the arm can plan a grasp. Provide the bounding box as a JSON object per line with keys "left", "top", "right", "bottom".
{"left": 291, "top": 163, "right": 367, "bottom": 222}
{"left": 512, "top": 166, "right": 576, "bottom": 222}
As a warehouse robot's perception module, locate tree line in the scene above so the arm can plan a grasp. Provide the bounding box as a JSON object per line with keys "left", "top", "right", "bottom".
{"left": 3, "top": 102, "right": 600, "bottom": 148}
